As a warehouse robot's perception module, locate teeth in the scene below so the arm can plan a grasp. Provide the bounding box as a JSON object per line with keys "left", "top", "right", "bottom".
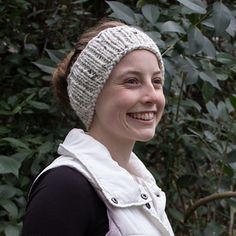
{"left": 128, "top": 112, "right": 155, "bottom": 121}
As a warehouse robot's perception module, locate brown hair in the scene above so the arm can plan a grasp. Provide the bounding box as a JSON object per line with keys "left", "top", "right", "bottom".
{"left": 52, "top": 19, "right": 125, "bottom": 107}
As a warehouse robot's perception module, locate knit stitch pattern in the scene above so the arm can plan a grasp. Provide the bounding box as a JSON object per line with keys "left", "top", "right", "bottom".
{"left": 67, "top": 25, "right": 164, "bottom": 130}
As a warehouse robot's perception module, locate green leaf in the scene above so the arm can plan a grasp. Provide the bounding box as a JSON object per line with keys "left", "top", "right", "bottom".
{"left": 32, "top": 62, "right": 55, "bottom": 74}
{"left": 163, "top": 58, "right": 175, "bottom": 77}
{"left": 216, "top": 74, "right": 228, "bottom": 81}
{"left": 0, "top": 185, "right": 20, "bottom": 199}
{"left": 188, "top": 26, "right": 204, "bottom": 54}
{"left": 145, "top": 31, "right": 164, "bottom": 48}
{"left": 204, "top": 130, "right": 216, "bottom": 142}
{"left": 223, "top": 164, "right": 234, "bottom": 177}
{"left": 185, "top": 68, "right": 199, "bottom": 85}
{"left": 199, "top": 72, "right": 220, "bottom": 90}
{"left": 229, "top": 94, "right": 236, "bottom": 109}
{"left": 227, "top": 149, "right": 236, "bottom": 163}
{"left": 141, "top": 4, "right": 159, "bottom": 25}
{"left": 24, "top": 43, "right": 38, "bottom": 53}
{"left": 1, "top": 137, "right": 29, "bottom": 150}
{"left": 38, "top": 141, "right": 54, "bottom": 155}
{"left": 72, "top": 0, "right": 89, "bottom": 4}
{"left": 177, "top": 0, "right": 206, "bottom": 14}
{"left": 136, "top": 0, "right": 146, "bottom": 8}
{"left": 202, "top": 36, "right": 216, "bottom": 58}
{"left": 168, "top": 208, "right": 184, "bottom": 222}
{"left": 45, "top": 49, "right": 63, "bottom": 64}
{"left": 225, "top": 98, "right": 234, "bottom": 113}
{"left": 0, "top": 126, "right": 10, "bottom": 134}
{"left": 202, "top": 18, "right": 214, "bottom": 29}
{"left": 196, "top": 118, "right": 218, "bottom": 128}
{"left": 5, "top": 225, "right": 20, "bottom": 236}
{"left": 0, "top": 199, "right": 18, "bottom": 219}
{"left": 216, "top": 52, "right": 236, "bottom": 65}
{"left": 217, "top": 101, "right": 228, "bottom": 121}
{"left": 11, "top": 150, "right": 32, "bottom": 163}
{"left": 0, "top": 110, "right": 13, "bottom": 116}
{"left": 202, "top": 82, "right": 215, "bottom": 102}
{"left": 204, "top": 221, "right": 225, "bottom": 236}
{"left": 160, "top": 21, "right": 185, "bottom": 34}
{"left": 226, "top": 17, "right": 236, "bottom": 37}
{"left": 212, "top": 2, "right": 231, "bottom": 36}
{"left": 182, "top": 99, "right": 201, "bottom": 112}
{"left": 28, "top": 101, "right": 50, "bottom": 110}
{"left": 185, "top": 57, "right": 201, "bottom": 69}
{"left": 179, "top": 58, "right": 200, "bottom": 85}
{"left": 12, "top": 105, "right": 22, "bottom": 114}
{"left": 206, "top": 101, "right": 218, "bottom": 119}
{"left": 106, "top": 1, "right": 136, "bottom": 25}
{"left": 0, "top": 156, "right": 20, "bottom": 177}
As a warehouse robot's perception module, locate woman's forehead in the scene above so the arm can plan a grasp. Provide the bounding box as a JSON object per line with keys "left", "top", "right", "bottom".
{"left": 110, "top": 50, "right": 161, "bottom": 75}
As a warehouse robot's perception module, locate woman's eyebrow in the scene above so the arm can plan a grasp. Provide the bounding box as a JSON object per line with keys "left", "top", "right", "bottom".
{"left": 118, "top": 69, "right": 162, "bottom": 76}
{"left": 153, "top": 71, "right": 162, "bottom": 76}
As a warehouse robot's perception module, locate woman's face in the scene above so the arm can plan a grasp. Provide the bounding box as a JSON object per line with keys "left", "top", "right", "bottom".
{"left": 89, "top": 49, "right": 165, "bottom": 144}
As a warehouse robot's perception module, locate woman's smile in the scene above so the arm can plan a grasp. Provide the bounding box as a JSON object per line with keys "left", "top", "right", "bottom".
{"left": 127, "top": 111, "right": 156, "bottom": 121}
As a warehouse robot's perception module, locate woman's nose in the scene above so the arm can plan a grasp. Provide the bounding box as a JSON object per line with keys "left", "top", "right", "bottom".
{"left": 141, "top": 86, "right": 158, "bottom": 105}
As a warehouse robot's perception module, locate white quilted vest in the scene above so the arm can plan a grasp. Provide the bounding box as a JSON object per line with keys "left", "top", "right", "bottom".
{"left": 31, "top": 129, "right": 175, "bottom": 236}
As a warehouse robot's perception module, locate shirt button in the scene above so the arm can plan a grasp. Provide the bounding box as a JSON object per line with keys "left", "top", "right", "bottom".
{"left": 141, "top": 193, "right": 148, "bottom": 200}
{"left": 145, "top": 203, "right": 151, "bottom": 209}
{"left": 111, "top": 197, "right": 118, "bottom": 204}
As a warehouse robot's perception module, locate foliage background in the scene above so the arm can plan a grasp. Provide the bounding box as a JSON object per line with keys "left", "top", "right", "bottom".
{"left": 0, "top": 0, "right": 236, "bottom": 235}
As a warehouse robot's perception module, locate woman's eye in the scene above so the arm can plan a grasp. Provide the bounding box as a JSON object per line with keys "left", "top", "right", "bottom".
{"left": 124, "top": 78, "right": 139, "bottom": 85}
{"left": 152, "top": 78, "right": 163, "bottom": 87}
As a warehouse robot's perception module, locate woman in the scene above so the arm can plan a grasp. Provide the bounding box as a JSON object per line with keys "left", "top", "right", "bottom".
{"left": 22, "top": 20, "right": 174, "bottom": 236}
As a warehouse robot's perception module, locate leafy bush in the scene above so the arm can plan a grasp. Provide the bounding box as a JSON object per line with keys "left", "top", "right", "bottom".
{"left": 0, "top": 0, "right": 235, "bottom": 235}
{"left": 0, "top": 1, "right": 91, "bottom": 235}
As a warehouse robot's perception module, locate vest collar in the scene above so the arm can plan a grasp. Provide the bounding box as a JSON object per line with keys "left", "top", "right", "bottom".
{"left": 57, "top": 129, "right": 162, "bottom": 207}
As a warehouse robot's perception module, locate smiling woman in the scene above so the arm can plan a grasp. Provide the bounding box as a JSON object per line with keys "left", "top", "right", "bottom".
{"left": 21, "top": 19, "right": 174, "bottom": 236}
{"left": 89, "top": 50, "right": 166, "bottom": 160}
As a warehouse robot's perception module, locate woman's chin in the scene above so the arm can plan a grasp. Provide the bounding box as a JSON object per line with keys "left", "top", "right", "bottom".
{"left": 133, "top": 129, "right": 156, "bottom": 142}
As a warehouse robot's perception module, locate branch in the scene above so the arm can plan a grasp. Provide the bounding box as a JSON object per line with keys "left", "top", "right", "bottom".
{"left": 184, "top": 191, "right": 236, "bottom": 222}
{"left": 175, "top": 72, "right": 186, "bottom": 121}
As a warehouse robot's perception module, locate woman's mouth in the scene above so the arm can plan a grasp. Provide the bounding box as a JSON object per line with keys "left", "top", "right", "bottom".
{"left": 127, "top": 112, "right": 155, "bottom": 121}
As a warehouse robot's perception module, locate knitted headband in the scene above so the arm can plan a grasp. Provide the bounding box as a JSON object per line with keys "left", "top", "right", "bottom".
{"left": 67, "top": 25, "right": 164, "bottom": 130}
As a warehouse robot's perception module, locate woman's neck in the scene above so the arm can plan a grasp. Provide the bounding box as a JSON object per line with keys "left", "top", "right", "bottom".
{"left": 88, "top": 129, "right": 134, "bottom": 169}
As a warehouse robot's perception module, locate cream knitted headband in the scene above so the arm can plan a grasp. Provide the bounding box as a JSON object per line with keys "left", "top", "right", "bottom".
{"left": 67, "top": 25, "right": 164, "bottom": 130}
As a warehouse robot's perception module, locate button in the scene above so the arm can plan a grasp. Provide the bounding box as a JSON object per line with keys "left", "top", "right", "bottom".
{"left": 141, "top": 193, "right": 148, "bottom": 200}
{"left": 145, "top": 203, "right": 151, "bottom": 209}
{"left": 111, "top": 197, "right": 118, "bottom": 204}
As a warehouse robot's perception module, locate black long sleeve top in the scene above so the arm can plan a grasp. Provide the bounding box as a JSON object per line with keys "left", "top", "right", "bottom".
{"left": 21, "top": 166, "right": 109, "bottom": 236}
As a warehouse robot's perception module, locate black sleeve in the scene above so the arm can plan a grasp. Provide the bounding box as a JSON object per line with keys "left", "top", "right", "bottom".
{"left": 21, "top": 166, "right": 109, "bottom": 236}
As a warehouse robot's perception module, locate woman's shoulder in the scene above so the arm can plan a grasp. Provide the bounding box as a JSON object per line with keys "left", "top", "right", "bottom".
{"left": 35, "top": 166, "right": 91, "bottom": 188}
{"left": 22, "top": 166, "right": 109, "bottom": 235}
{"left": 30, "top": 166, "right": 100, "bottom": 202}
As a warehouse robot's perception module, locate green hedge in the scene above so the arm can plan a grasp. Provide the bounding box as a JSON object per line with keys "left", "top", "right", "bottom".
{"left": 0, "top": 0, "right": 236, "bottom": 235}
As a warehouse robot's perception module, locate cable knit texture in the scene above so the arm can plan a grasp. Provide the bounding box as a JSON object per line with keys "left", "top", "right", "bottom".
{"left": 67, "top": 25, "right": 164, "bottom": 130}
